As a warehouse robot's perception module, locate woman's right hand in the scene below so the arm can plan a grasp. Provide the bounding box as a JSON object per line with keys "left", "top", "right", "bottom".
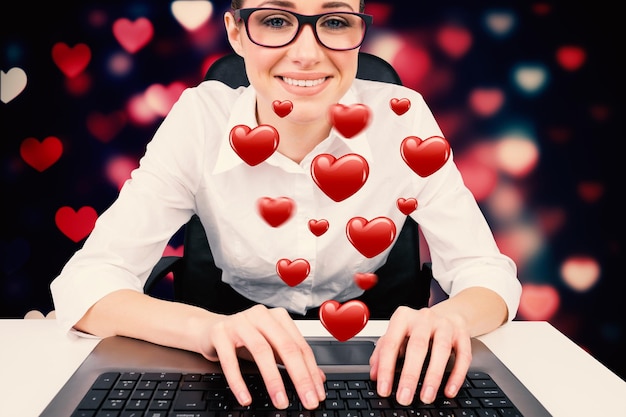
{"left": 199, "top": 304, "right": 327, "bottom": 410}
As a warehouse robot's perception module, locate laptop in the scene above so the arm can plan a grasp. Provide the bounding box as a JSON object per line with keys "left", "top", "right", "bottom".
{"left": 40, "top": 335, "right": 552, "bottom": 416}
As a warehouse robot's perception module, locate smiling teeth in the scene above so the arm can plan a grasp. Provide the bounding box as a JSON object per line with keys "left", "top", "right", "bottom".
{"left": 283, "top": 77, "right": 325, "bottom": 87}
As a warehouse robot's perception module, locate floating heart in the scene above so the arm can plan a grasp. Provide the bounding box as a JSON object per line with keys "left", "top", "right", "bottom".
{"left": 561, "top": 256, "right": 600, "bottom": 292}
{"left": 20, "top": 137, "right": 63, "bottom": 172}
{"left": 468, "top": 88, "right": 504, "bottom": 117}
{"left": 328, "top": 103, "right": 371, "bottom": 138}
{"left": 229, "top": 124, "right": 279, "bottom": 166}
{"left": 112, "top": 17, "right": 154, "bottom": 53}
{"left": 51, "top": 42, "right": 91, "bottom": 78}
{"left": 257, "top": 196, "right": 294, "bottom": 227}
{"left": 1, "top": 67, "right": 27, "bottom": 103}
{"left": 400, "top": 135, "right": 451, "bottom": 177}
{"left": 319, "top": 300, "right": 370, "bottom": 342}
{"left": 272, "top": 100, "right": 293, "bottom": 117}
{"left": 171, "top": 0, "right": 213, "bottom": 31}
{"left": 308, "top": 219, "right": 329, "bottom": 236}
{"left": 311, "top": 153, "right": 369, "bottom": 202}
{"left": 396, "top": 198, "right": 417, "bottom": 215}
{"left": 556, "top": 45, "right": 586, "bottom": 71}
{"left": 276, "top": 258, "right": 310, "bottom": 287}
{"left": 86, "top": 110, "right": 127, "bottom": 143}
{"left": 346, "top": 217, "right": 396, "bottom": 258}
{"left": 144, "top": 82, "right": 187, "bottom": 116}
{"left": 390, "top": 97, "right": 410, "bottom": 115}
{"left": 436, "top": 25, "right": 472, "bottom": 58}
{"left": 354, "top": 272, "right": 377, "bottom": 290}
{"left": 55, "top": 206, "right": 98, "bottom": 242}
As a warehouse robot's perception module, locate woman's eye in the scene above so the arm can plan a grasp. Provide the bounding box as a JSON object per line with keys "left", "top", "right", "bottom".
{"left": 321, "top": 17, "right": 349, "bottom": 29}
{"left": 262, "top": 16, "right": 293, "bottom": 28}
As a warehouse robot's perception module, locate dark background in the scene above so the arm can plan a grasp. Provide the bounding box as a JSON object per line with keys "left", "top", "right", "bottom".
{"left": 2, "top": 1, "right": 624, "bottom": 380}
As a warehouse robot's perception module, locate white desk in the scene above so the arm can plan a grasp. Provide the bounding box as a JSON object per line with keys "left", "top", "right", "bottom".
{"left": 1, "top": 319, "right": 624, "bottom": 417}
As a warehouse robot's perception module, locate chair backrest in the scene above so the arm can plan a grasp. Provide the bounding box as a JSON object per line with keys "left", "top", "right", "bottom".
{"left": 170, "top": 52, "right": 430, "bottom": 318}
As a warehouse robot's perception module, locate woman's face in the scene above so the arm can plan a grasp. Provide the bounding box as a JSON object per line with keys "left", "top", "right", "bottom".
{"left": 225, "top": 0, "right": 363, "bottom": 125}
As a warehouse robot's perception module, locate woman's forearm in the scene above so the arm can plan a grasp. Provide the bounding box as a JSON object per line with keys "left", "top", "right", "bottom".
{"left": 430, "top": 286, "right": 509, "bottom": 337}
{"left": 74, "top": 289, "right": 217, "bottom": 354}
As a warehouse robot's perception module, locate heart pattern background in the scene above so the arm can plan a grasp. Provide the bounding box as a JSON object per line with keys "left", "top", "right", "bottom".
{"left": 2, "top": 1, "right": 624, "bottom": 379}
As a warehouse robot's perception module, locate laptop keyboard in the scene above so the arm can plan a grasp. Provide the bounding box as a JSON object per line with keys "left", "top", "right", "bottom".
{"left": 71, "top": 370, "right": 524, "bottom": 417}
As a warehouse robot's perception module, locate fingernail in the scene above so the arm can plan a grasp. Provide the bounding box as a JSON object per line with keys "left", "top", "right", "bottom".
{"left": 305, "top": 390, "right": 319, "bottom": 408}
{"left": 398, "top": 387, "right": 413, "bottom": 405}
{"left": 239, "top": 390, "right": 251, "bottom": 405}
{"left": 378, "top": 381, "right": 390, "bottom": 396}
{"left": 274, "top": 391, "right": 288, "bottom": 409}
{"left": 447, "top": 383, "right": 458, "bottom": 397}
{"left": 422, "top": 385, "right": 435, "bottom": 404}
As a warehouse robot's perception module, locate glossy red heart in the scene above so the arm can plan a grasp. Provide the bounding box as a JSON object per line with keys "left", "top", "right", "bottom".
{"left": 328, "top": 103, "right": 371, "bottom": 138}
{"left": 390, "top": 98, "right": 411, "bottom": 115}
{"left": 272, "top": 100, "right": 293, "bottom": 117}
{"left": 396, "top": 198, "right": 418, "bottom": 215}
{"left": 311, "top": 153, "right": 369, "bottom": 202}
{"left": 308, "top": 219, "right": 329, "bottom": 236}
{"left": 20, "top": 137, "right": 63, "bottom": 172}
{"left": 276, "top": 258, "right": 310, "bottom": 287}
{"left": 319, "top": 300, "right": 370, "bottom": 342}
{"left": 229, "top": 124, "right": 279, "bottom": 166}
{"left": 51, "top": 42, "right": 91, "bottom": 78}
{"left": 354, "top": 273, "right": 378, "bottom": 290}
{"left": 400, "top": 135, "right": 451, "bottom": 177}
{"left": 257, "top": 197, "right": 294, "bottom": 227}
{"left": 346, "top": 217, "right": 396, "bottom": 258}
{"left": 112, "top": 17, "right": 154, "bottom": 53}
{"left": 55, "top": 206, "right": 98, "bottom": 242}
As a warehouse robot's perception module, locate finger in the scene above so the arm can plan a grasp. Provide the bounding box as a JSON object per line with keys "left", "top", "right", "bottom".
{"left": 419, "top": 328, "right": 454, "bottom": 404}
{"left": 263, "top": 308, "right": 325, "bottom": 409}
{"left": 210, "top": 324, "right": 252, "bottom": 407}
{"left": 372, "top": 307, "right": 412, "bottom": 397}
{"left": 444, "top": 334, "right": 472, "bottom": 398}
{"left": 393, "top": 318, "right": 432, "bottom": 405}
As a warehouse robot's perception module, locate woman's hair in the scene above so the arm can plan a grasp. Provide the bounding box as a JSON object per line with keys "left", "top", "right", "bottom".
{"left": 230, "top": 1, "right": 366, "bottom": 13}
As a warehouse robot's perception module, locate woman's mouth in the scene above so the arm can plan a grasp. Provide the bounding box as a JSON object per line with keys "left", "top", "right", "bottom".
{"left": 281, "top": 76, "right": 327, "bottom": 87}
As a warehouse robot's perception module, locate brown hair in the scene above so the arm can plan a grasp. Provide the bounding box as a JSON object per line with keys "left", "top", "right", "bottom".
{"left": 230, "top": 0, "right": 366, "bottom": 13}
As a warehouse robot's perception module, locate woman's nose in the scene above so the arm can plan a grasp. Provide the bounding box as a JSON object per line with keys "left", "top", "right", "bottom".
{"left": 286, "top": 24, "right": 324, "bottom": 65}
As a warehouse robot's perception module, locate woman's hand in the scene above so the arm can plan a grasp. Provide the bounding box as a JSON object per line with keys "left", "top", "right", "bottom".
{"left": 199, "top": 304, "right": 327, "bottom": 410}
{"left": 369, "top": 305, "right": 472, "bottom": 406}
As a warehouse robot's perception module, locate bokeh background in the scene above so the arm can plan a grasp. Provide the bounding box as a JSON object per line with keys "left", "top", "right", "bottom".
{"left": 2, "top": 1, "right": 624, "bottom": 380}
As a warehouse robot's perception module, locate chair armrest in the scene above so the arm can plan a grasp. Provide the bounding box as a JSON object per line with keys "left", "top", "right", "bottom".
{"left": 144, "top": 256, "right": 183, "bottom": 293}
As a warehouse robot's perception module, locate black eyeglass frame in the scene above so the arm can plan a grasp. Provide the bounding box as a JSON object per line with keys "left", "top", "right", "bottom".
{"left": 233, "top": 7, "right": 373, "bottom": 51}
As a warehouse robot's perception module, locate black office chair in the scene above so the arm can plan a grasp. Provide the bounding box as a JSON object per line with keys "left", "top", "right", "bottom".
{"left": 144, "top": 52, "right": 433, "bottom": 319}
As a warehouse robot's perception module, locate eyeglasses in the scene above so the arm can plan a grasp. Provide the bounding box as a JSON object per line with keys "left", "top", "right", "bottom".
{"left": 234, "top": 8, "right": 373, "bottom": 51}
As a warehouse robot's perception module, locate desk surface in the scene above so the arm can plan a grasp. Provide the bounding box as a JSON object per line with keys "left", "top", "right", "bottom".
{"left": 2, "top": 319, "right": 624, "bottom": 417}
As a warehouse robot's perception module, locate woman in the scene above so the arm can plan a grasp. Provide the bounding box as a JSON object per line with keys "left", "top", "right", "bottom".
{"left": 51, "top": 0, "right": 522, "bottom": 411}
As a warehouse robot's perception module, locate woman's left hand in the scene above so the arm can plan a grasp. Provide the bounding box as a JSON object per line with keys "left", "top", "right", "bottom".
{"left": 368, "top": 305, "right": 472, "bottom": 406}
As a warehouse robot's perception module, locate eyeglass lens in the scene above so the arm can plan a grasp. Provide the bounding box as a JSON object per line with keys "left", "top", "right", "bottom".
{"left": 245, "top": 9, "right": 367, "bottom": 50}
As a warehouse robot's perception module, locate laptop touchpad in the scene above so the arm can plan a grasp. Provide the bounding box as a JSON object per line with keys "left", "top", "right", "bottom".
{"left": 309, "top": 340, "right": 375, "bottom": 365}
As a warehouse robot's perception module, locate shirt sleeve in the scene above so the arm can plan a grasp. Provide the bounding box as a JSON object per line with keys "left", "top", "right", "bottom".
{"left": 408, "top": 97, "right": 522, "bottom": 322}
{"left": 50, "top": 86, "right": 212, "bottom": 336}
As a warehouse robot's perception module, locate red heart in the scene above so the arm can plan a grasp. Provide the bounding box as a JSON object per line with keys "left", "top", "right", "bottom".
{"left": 308, "top": 219, "right": 329, "bottom": 236}
{"left": 51, "top": 42, "right": 91, "bottom": 78}
{"left": 144, "top": 82, "right": 187, "bottom": 116}
{"left": 257, "top": 196, "right": 294, "bottom": 227}
{"left": 436, "top": 25, "right": 472, "bottom": 59}
{"left": 517, "top": 284, "right": 560, "bottom": 321}
{"left": 311, "top": 153, "right": 369, "bottom": 202}
{"left": 112, "top": 17, "right": 154, "bottom": 53}
{"left": 55, "top": 206, "right": 98, "bottom": 242}
{"left": 272, "top": 100, "right": 293, "bottom": 117}
{"left": 396, "top": 198, "right": 417, "bottom": 215}
{"left": 390, "top": 98, "right": 411, "bottom": 115}
{"left": 346, "top": 217, "right": 396, "bottom": 258}
{"left": 276, "top": 258, "right": 310, "bottom": 287}
{"left": 86, "top": 111, "right": 127, "bottom": 143}
{"left": 400, "top": 135, "right": 451, "bottom": 177}
{"left": 229, "top": 124, "right": 279, "bottom": 166}
{"left": 20, "top": 137, "right": 63, "bottom": 172}
{"left": 468, "top": 88, "right": 504, "bottom": 117}
{"left": 319, "top": 300, "right": 370, "bottom": 342}
{"left": 354, "top": 273, "right": 377, "bottom": 290}
{"left": 328, "top": 103, "right": 371, "bottom": 138}
{"left": 556, "top": 45, "right": 586, "bottom": 71}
